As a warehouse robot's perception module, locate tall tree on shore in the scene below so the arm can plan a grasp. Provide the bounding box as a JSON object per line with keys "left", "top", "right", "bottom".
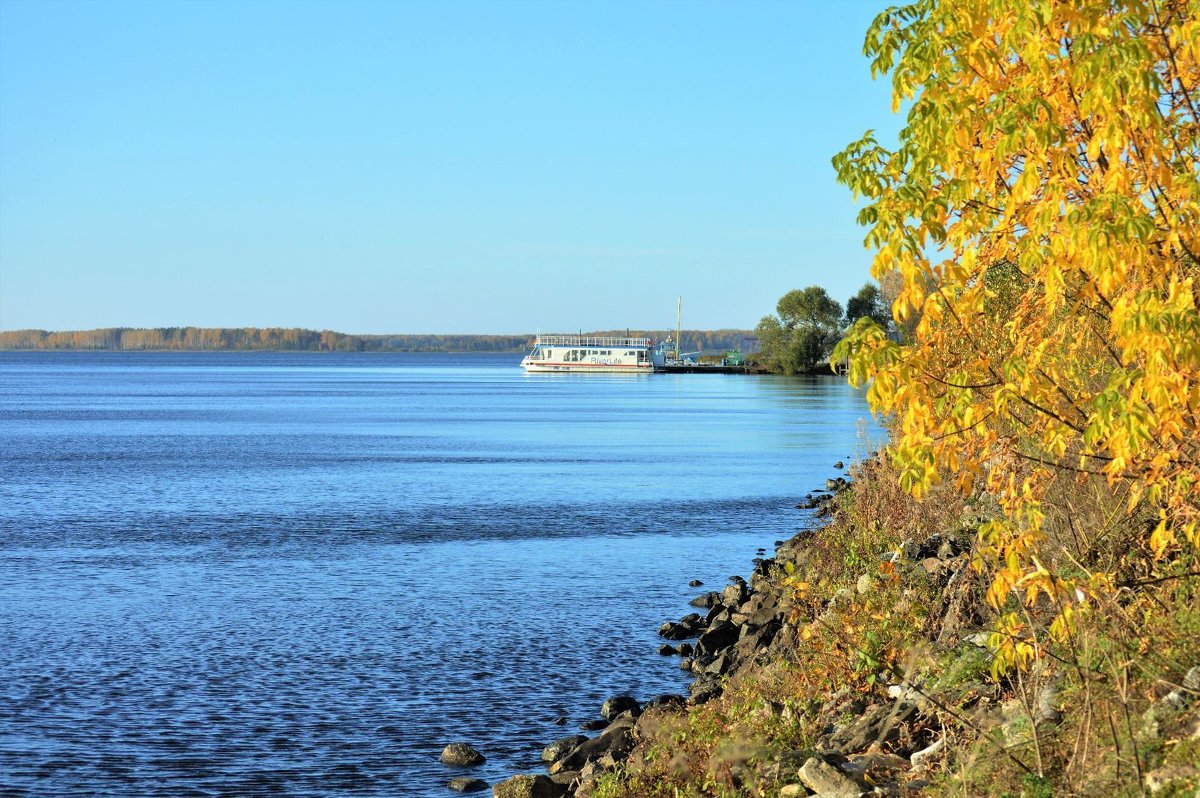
{"left": 845, "top": 282, "right": 890, "bottom": 331}
{"left": 756, "top": 286, "right": 844, "bottom": 373}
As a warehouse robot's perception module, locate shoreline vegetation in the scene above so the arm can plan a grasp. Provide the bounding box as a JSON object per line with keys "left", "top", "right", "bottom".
{"left": 0, "top": 327, "right": 753, "bottom": 354}
{"left": 474, "top": 452, "right": 1198, "bottom": 798}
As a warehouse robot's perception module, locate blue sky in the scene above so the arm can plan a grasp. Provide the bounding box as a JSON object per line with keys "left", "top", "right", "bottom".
{"left": 0, "top": 0, "right": 899, "bottom": 334}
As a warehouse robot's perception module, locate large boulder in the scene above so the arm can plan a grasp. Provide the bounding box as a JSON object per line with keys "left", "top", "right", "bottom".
{"left": 600, "top": 695, "right": 640, "bottom": 721}
{"left": 550, "top": 722, "right": 635, "bottom": 773}
{"left": 722, "top": 583, "right": 748, "bottom": 606}
{"left": 697, "top": 622, "right": 739, "bottom": 657}
{"left": 541, "top": 735, "right": 588, "bottom": 763}
{"left": 644, "top": 693, "right": 686, "bottom": 711}
{"left": 689, "top": 591, "right": 722, "bottom": 608}
{"left": 798, "top": 756, "right": 864, "bottom": 798}
{"left": 440, "top": 743, "right": 486, "bottom": 766}
{"left": 657, "top": 621, "right": 698, "bottom": 640}
{"left": 491, "top": 774, "right": 567, "bottom": 798}
{"left": 829, "top": 701, "right": 919, "bottom": 752}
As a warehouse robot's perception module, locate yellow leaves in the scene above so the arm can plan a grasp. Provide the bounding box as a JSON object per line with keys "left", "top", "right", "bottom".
{"left": 1009, "top": 162, "right": 1041, "bottom": 209}
{"left": 989, "top": 612, "right": 1039, "bottom": 678}
{"left": 1149, "top": 514, "right": 1175, "bottom": 559}
{"left": 836, "top": 0, "right": 1200, "bottom": 675}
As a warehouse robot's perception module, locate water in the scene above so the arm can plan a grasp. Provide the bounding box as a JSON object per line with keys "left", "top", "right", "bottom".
{"left": 0, "top": 351, "right": 876, "bottom": 796}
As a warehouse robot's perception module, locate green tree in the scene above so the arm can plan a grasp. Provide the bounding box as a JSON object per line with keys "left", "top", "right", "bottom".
{"left": 756, "top": 286, "right": 844, "bottom": 373}
{"left": 845, "top": 282, "right": 890, "bottom": 330}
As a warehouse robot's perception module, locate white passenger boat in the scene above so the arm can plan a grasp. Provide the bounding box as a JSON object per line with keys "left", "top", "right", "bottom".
{"left": 520, "top": 334, "right": 660, "bottom": 373}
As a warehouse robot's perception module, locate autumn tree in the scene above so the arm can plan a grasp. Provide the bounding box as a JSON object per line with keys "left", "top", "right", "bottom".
{"left": 757, "top": 286, "right": 845, "bottom": 373}
{"left": 833, "top": 0, "right": 1199, "bottom": 671}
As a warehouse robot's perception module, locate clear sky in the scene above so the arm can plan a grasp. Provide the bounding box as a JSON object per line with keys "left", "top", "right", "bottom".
{"left": 0, "top": 0, "right": 899, "bottom": 334}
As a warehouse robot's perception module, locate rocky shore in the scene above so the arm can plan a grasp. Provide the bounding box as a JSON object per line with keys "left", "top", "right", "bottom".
{"left": 435, "top": 455, "right": 1200, "bottom": 797}
{"left": 434, "top": 469, "right": 864, "bottom": 797}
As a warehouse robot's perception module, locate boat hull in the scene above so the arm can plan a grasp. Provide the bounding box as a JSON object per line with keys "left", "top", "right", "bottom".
{"left": 521, "top": 361, "right": 653, "bottom": 373}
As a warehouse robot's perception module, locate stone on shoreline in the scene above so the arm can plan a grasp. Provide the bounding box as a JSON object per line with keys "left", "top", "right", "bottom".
{"left": 798, "top": 756, "right": 865, "bottom": 798}
{"left": 600, "top": 695, "right": 640, "bottom": 721}
{"left": 541, "top": 735, "right": 588, "bottom": 763}
{"left": 550, "top": 721, "right": 636, "bottom": 773}
{"left": 492, "top": 774, "right": 567, "bottom": 798}
{"left": 447, "top": 776, "right": 489, "bottom": 793}
{"left": 657, "top": 621, "right": 698, "bottom": 640}
{"left": 644, "top": 693, "right": 686, "bottom": 710}
{"left": 440, "top": 743, "right": 486, "bottom": 767}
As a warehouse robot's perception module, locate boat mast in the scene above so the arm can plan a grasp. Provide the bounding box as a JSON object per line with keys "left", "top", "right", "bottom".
{"left": 676, "top": 296, "right": 682, "bottom": 362}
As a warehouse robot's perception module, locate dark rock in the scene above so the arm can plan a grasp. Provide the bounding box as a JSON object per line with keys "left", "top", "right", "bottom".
{"left": 749, "top": 619, "right": 782, "bottom": 648}
{"left": 439, "top": 743, "right": 485, "bottom": 767}
{"left": 645, "top": 693, "right": 686, "bottom": 711}
{"left": 548, "top": 770, "right": 580, "bottom": 787}
{"left": 676, "top": 642, "right": 694, "bottom": 657}
{"left": 679, "top": 658, "right": 694, "bottom": 671}
{"left": 697, "top": 622, "right": 740, "bottom": 656}
{"left": 830, "top": 701, "right": 919, "bottom": 752}
{"left": 492, "top": 774, "right": 567, "bottom": 798}
{"left": 551, "top": 724, "right": 635, "bottom": 773}
{"left": 702, "top": 650, "right": 738, "bottom": 676}
{"left": 774, "top": 540, "right": 784, "bottom": 547}
{"left": 657, "top": 621, "right": 698, "bottom": 640}
{"left": 688, "top": 579, "right": 704, "bottom": 587}
{"left": 689, "top": 591, "right": 722, "bottom": 609}
{"left": 656, "top": 644, "right": 676, "bottom": 656}
{"left": 834, "top": 460, "right": 844, "bottom": 469}
{"left": 611, "top": 709, "right": 640, "bottom": 726}
{"left": 722, "top": 583, "right": 748, "bottom": 606}
{"left": 578, "top": 719, "right": 607, "bottom": 731}
{"left": 600, "top": 695, "right": 639, "bottom": 721}
{"left": 706, "top": 605, "right": 731, "bottom": 626}
{"left": 689, "top": 677, "right": 723, "bottom": 703}
{"left": 551, "top": 716, "right": 568, "bottom": 725}
{"left": 729, "top": 575, "right": 747, "bottom": 585}
{"left": 447, "top": 776, "right": 488, "bottom": 793}
{"left": 679, "top": 612, "right": 703, "bottom": 626}
{"left": 541, "top": 735, "right": 588, "bottom": 763}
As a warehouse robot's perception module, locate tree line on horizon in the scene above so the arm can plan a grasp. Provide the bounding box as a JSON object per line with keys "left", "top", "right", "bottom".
{"left": 0, "top": 326, "right": 755, "bottom": 353}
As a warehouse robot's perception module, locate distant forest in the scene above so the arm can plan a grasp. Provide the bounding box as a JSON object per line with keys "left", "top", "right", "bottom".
{"left": 0, "top": 327, "right": 756, "bottom": 354}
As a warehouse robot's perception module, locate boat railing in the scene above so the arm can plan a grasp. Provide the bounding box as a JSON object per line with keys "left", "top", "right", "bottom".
{"left": 535, "top": 335, "right": 651, "bottom": 348}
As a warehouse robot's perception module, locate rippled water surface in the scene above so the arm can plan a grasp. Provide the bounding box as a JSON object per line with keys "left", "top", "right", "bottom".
{"left": 0, "top": 351, "right": 875, "bottom": 796}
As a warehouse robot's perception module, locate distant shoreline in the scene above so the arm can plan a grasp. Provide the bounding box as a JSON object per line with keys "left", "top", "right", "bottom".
{"left": 0, "top": 327, "right": 755, "bottom": 354}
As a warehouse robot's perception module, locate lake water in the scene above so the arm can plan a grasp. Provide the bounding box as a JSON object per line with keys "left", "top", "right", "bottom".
{"left": 0, "top": 352, "right": 876, "bottom": 797}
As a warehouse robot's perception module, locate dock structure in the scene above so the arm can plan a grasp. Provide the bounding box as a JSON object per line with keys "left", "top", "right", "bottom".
{"left": 658, "top": 363, "right": 767, "bottom": 374}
